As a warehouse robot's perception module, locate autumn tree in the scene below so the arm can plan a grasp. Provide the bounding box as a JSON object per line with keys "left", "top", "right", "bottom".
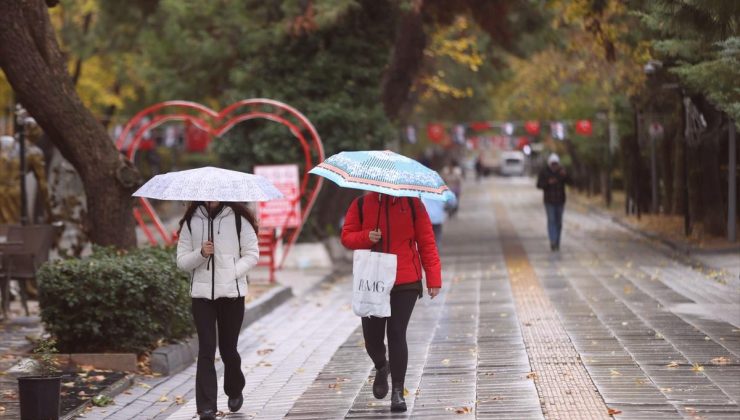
{"left": 0, "top": 0, "right": 140, "bottom": 248}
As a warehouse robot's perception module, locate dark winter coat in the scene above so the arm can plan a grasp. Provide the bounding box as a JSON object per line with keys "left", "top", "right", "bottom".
{"left": 536, "top": 166, "right": 572, "bottom": 205}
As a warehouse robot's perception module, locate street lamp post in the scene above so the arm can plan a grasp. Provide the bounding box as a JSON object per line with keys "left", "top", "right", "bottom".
{"left": 14, "top": 104, "right": 29, "bottom": 226}
{"left": 729, "top": 120, "right": 737, "bottom": 242}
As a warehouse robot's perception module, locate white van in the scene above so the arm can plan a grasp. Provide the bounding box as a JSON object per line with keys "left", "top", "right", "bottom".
{"left": 500, "top": 151, "right": 526, "bottom": 176}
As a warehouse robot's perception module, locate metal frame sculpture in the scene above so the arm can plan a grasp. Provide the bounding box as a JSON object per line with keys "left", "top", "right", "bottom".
{"left": 116, "top": 99, "right": 325, "bottom": 275}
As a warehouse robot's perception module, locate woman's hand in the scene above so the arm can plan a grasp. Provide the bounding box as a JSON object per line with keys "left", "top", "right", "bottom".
{"left": 428, "top": 287, "right": 440, "bottom": 299}
{"left": 368, "top": 229, "right": 382, "bottom": 243}
{"left": 201, "top": 241, "right": 214, "bottom": 257}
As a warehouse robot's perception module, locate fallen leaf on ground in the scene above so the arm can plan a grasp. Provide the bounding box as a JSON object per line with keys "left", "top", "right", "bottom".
{"left": 691, "top": 363, "right": 704, "bottom": 372}
{"left": 666, "top": 361, "right": 679, "bottom": 368}
{"left": 610, "top": 369, "right": 622, "bottom": 376}
{"left": 87, "top": 375, "right": 105, "bottom": 382}
{"left": 526, "top": 372, "right": 537, "bottom": 379}
{"left": 710, "top": 356, "right": 730, "bottom": 365}
{"left": 175, "top": 396, "right": 185, "bottom": 405}
{"left": 441, "top": 359, "right": 450, "bottom": 366}
{"left": 137, "top": 382, "right": 152, "bottom": 389}
{"left": 256, "top": 348, "right": 274, "bottom": 356}
{"left": 0, "top": 406, "right": 5, "bottom": 413}
{"left": 78, "top": 365, "right": 95, "bottom": 372}
{"left": 607, "top": 408, "right": 622, "bottom": 415}
{"left": 404, "top": 388, "right": 409, "bottom": 397}
{"left": 157, "top": 395, "right": 169, "bottom": 402}
{"left": 62, "top": 381, "right": 76, "bottom": 387}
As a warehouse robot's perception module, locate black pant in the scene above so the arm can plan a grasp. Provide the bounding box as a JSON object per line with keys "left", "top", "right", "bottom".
{"left": 192, "top": 297, "right": 245, "bottom": 413}
{"left": 361, "top": 290, "right": 418, "bottom": 385}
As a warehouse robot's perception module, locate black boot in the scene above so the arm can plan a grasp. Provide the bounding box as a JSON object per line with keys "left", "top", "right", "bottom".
{"left": 228, "top": 394, "right": 243, "bottom": 412}
{"left": 199, "top": 410, "right": 216, "bottom": 420}
{"left": 372, "top": 362, "right": 390, "bottom": 399}
{"left": 390, "top": 382, "right": 406, "bottom": 412}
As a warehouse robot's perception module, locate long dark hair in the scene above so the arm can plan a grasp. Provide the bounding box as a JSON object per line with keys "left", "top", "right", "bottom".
{"left": 177, "top": 202, "right": 259, "bottom": 235}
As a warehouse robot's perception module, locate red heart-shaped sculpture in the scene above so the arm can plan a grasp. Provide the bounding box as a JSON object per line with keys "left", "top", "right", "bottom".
{"left": 116, "top": 99, "right": 325, "bottom": 269}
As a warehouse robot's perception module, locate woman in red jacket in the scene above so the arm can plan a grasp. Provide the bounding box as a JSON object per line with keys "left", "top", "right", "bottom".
{"left": 341, "top": 192, "right": 442, "bottom": 412}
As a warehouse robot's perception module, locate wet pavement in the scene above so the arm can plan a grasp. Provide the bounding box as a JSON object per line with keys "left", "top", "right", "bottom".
{"left": 80, "top": 177, "right": 740, "bottom": 419}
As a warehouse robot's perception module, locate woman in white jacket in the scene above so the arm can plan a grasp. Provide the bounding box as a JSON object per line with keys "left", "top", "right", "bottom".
{"left": 176, "top": 201, "right": 259, "bottom": 420}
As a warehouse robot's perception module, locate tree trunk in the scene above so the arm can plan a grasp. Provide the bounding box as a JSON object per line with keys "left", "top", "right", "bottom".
{"left": 671, "top": 127, "right": 686, "bottom": 215}
{"left": 0, "top": 0, "right": 139, "bottom": 248}
{"left": 380, "top": 0, "right": 426, "bottom": 121}
{"left": 690, "top": 95, "right": 726, "bottom": 236}
{"left": 660, "top": 124, "right": 675, "bottom": 213}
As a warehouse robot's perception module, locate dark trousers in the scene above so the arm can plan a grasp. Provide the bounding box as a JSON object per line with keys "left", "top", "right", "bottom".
{"left": 545, "top": 203, "right": 565, "bottom": 246}
{"left": 192, "top": 297, "right": 245, "bottom": 413}
{"left": 361, "top": 290, "right": 418, "bottom": 385}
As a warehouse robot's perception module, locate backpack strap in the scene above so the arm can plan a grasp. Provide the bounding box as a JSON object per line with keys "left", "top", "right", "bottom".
{"left": 407, "top": 197, "right": 416, "bottom": 223}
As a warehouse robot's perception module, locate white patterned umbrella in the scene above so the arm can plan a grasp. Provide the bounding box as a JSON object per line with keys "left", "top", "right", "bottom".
{"left": 132, "top": 166, "right": 284, "bottom": 202}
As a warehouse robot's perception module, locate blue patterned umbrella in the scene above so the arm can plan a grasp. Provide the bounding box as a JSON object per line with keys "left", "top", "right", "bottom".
{"left": 309, "top": 150, "right": 455, "bottom": 201}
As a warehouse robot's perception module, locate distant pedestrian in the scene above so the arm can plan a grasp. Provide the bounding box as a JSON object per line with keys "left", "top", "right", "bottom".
{"left": 441, "top": 160, "right": 463, "bottom": 217}
{"left": 536, "top": 154, "right": 572, "bottom": 251}
{"left": 176, "top": 201, "right": 259, "bottom": 420}
{"left": 341, "top": 193, "right": 441, "bottom": 412}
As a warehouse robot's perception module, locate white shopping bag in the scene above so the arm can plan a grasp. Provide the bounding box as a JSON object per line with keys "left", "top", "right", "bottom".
{"left": 352, "top": 249, "right": 397, "bottom": 317}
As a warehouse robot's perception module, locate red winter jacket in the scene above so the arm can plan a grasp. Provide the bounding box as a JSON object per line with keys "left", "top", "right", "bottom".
{"left": 341, "top": 192, "right": 442, "bottom": 288}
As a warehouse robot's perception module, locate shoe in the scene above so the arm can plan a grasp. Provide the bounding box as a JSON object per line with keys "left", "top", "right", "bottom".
{"left": 199, "top": 410, "right": 216, "bottom": 420}
{"left": 554, "top": 243, "right": 560, "bottom": 251}
{"left": 372, "top": 362, "right": 390, "bottom": 399}
{"left": 550, "top": 243, "right": 556, "bottom": 251}
{"left": 390, "top": 382, "right": 407, "bottom": 412}
{"left": 228, "top": 394, "right": 243, "bottom": 412}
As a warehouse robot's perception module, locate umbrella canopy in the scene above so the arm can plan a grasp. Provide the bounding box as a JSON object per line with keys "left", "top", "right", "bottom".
{"left": 309, "top": 150, "right": 454, "bottom": 201}
{"left": 133, "top": 166, "right": 284, "bottom": 202}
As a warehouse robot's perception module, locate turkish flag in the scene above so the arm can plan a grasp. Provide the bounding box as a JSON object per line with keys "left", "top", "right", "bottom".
{"left": 524, "top": 121, "right": 540, "bottom": 135}
{"left": 427, "top": 123, "right": 446, "bottom": 143}
{"left": 575, "top": 119, "right": 593, "bottom": 136}
{"left": 469, "top": 121, "right": 491, "bottom": 132}
{"left": 516, "top": 137, "right": 530, "bottom": 150}
{"left": 185, "top": 122, "right": 212, "bottom": 152}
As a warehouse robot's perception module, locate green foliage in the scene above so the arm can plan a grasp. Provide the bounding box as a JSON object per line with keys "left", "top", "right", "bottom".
{"left": 38, "top": 246, "right": 194, "bottom": 354}
{"left": 27, "top": 337, "right": 60, "bottom": 376}
{"left": 642, "top": 0, "right": 740, "bottom": 120}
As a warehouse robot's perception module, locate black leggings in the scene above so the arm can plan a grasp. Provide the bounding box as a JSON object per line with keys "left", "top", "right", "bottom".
{"left": 192, "top": 297, "right": 245, "bottom": 413}
{"left": 361, "top": 290, "right": 418, "bottom": 385}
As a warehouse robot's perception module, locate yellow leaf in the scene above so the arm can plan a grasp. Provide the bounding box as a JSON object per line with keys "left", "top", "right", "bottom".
{"left": 175, "top": 396, "right": 185, "bottom": 405}
{"left": 610, "top": 369, "right": 622, "bottom": 376}
{"left": 691, "top": 363, "right": 704, "bottom": 372}
{"left": 666, "top": 361, "right": 679, "bottom": 368}
{"left": 158, "top": 395, "right": 169, "bottom": 403}
{"left": 710, "top": 356, "right": 730, "bottom": 365}
{"left": 441, "top": 359, "right": 450, "bottom": 366}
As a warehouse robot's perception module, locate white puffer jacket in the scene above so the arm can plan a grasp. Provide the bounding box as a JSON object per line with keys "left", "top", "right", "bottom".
{"left": 176, "top": 205, "right": 259, "bottom": 300}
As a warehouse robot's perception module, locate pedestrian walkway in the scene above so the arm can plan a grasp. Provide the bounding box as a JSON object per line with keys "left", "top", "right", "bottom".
{"left": 81, "top": 177, "right": 739, "bottom": 419}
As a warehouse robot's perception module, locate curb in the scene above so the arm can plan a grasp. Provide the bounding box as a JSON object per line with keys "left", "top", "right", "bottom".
{"left": 151, "top": 284, "right": 294, "bottom": 376}
{"left": 61, "top": 373, "right": 135, "bottom": 420}
{"left": 573, "top": 197, "right": 740, "bottom": 280}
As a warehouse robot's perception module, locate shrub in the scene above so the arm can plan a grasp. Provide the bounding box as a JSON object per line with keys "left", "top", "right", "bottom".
{"left": 38, "top": 246, "right": 194, "bottom": 354}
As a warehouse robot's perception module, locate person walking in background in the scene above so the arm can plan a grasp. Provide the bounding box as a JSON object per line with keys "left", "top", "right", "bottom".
{"left": 441, "top": 160, "right": 463, "bottom": 217}
{"left": 341, "top": 193, "right": 442, "bottom": 412}
{"left": 176, "top": 201, "right": 259, "bottom": 420}
{"left": 422, "top": 195, "right": 457, "bottom": 249}
{"left": 536, "top": 153, "right": 572, "bottom": 251}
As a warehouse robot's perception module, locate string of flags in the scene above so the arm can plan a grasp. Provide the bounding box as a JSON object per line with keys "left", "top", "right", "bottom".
{"left": 405, "top": 119, "right": 595, "bottom": 148}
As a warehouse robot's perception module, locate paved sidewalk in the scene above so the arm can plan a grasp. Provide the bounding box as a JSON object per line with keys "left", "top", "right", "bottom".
{"left": 78, "top": 177, "right": 739, "bottom": 419}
